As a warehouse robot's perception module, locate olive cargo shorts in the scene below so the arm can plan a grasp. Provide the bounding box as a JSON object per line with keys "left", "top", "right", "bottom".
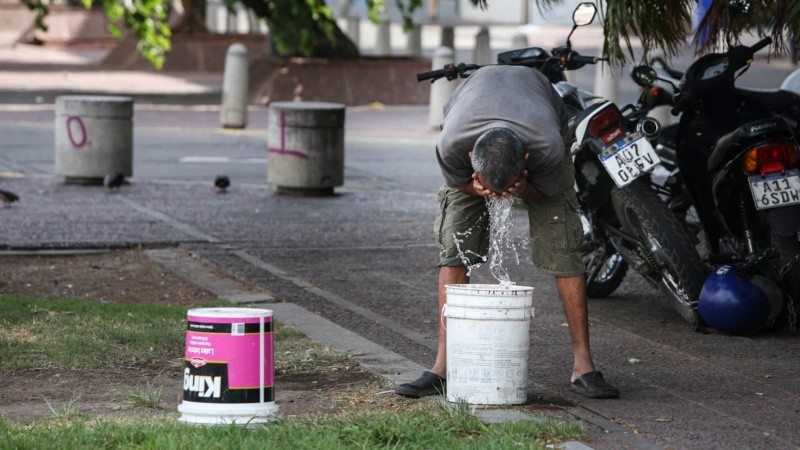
{"left": 434, "top": 156, "right": 585, "bottom": 277}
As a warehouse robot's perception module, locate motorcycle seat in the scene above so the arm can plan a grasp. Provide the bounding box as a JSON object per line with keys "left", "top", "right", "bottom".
{"left": 708, "top": 116, "right": 794, "bottom": 173}
{"left": 736, "top": 87, "right": 800, "bottom": 114}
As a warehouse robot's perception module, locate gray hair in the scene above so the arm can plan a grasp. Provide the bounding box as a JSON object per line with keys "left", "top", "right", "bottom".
{"left": 471, "top": 127, "right": 525, "bottom": 192}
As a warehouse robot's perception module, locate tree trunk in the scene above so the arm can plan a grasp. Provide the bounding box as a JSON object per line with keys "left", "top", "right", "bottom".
{"left": 237, "top": 0, "right": 359, "bottom": 59}
{"left": 171, "top": 0, "right": 209, "bottom": 34}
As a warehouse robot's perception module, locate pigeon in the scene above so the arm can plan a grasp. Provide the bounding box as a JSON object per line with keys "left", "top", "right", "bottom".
{"left": 0, "top": 189, "right": 19, "bottom": 206}
{"left": 214, "top": 175, "right": 230, "bottom": 193}
{"left": 103, "top": 172, "right": 125, "bottom": 191}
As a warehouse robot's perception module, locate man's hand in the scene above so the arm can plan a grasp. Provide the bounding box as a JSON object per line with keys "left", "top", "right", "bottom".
{"left": 501, "top": 170, "right": 528, "bottom": 198}
{"left": 470, "top": 173, "right": 496, "bottom": 198}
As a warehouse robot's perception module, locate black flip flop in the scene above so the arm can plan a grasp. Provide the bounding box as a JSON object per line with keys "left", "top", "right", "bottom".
{"left": 570, "top": 371, "right": 620, "bottom": 399}
{"left": 395, "top": 371, "right": 446, "bottom": 398}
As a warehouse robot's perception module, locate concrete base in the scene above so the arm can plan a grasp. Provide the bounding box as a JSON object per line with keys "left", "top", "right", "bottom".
{"left": 54, "top": 95, "right": 134, "bottom": 181}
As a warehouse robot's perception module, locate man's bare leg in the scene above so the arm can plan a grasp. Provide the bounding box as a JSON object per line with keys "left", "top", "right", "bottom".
{"left": 430, "top": 265, "right": 468, "bottom": 377}
{"left": 555, "top": 274, "right": 596, "bottom": 381}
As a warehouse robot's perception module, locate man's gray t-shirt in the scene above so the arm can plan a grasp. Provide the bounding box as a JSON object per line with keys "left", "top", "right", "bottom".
{"left": 436, "top": 65, "right": 569, "bottom": 197}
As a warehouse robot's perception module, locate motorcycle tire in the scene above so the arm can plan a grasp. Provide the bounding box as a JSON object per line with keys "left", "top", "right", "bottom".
{"left": 611, "top": 179, "right": 708, "bottom": 325}
{"left": 584, "top": 250, "right": 629, "bottom": 298}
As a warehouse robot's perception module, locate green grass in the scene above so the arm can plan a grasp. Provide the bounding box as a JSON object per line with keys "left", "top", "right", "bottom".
{"left": 43, "top": 394, "right": 85, "bottom": 422}
{"left": 123, "top": 383, "right": 165, "bottom": 409}
{"left": 0, "top": 402, "right": 584, "bottom": 449}
{"left": 0, "top": 295, "right": 353, "bottom": 373}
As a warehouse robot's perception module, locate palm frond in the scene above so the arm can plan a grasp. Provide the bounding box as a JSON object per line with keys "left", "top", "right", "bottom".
{"left": 600, "top": 0, "right": 693, "bottom": 64}
{"left": 693, "top": 0, "right": 798, "bottom": 57}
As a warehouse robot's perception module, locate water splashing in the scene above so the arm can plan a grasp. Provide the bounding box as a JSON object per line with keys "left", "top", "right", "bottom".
{"left": 453, "top": 197, "right": 526, "bottom": 287}
{"left": 487, "top": 197, "right": 519, "bottom": 288}
{"left": 453, "top": 211, "right": 488, "bottom": 276}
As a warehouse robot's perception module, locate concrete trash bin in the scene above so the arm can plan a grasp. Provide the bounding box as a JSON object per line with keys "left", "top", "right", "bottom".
{"left": 267, "top": 101, "right": 345, "bottom": 196}
{"left": 55, "top": 95, "right": 133, "bottom": 184}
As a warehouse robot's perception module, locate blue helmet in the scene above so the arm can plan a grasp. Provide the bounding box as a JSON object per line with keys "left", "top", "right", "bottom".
{"left": 698, "top": 265, "right": 783, "bottom": 335}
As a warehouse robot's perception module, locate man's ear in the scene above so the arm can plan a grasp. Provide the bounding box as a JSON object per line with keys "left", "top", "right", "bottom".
{"left": 468, "top": 151, "right": 473, "bottom": 160}
{"left": 524, "top": 152, "right": 529, "bottom": 161}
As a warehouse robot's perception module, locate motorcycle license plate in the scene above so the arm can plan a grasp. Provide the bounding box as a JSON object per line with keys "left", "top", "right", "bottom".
{"left": 748, "top": 170, "right": 800, "bottom": 210}
{"left": 598, "top": 133, "right": 661, "bottom": 188}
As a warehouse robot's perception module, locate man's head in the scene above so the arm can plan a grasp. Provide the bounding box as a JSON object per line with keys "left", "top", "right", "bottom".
{"left": 471, "top": 127, "right": 526, "bottom": 193}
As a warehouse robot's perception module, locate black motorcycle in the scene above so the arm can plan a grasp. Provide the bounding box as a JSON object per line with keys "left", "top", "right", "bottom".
{"left": 632, "top": 38, "right": 800, "bottom": 331}
{"left": 418, "top": 2, "right": 707, "bottom": 324}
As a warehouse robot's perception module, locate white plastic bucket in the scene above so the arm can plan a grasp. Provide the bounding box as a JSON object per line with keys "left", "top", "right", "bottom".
{"left": 443, "top": 284, "right": 534, "bottom": 405}
{"left": 178, "top": 307, "right": 279, "bottom": 425}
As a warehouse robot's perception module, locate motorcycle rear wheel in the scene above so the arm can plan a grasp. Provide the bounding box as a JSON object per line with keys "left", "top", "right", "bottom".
{"left": 611, "top": 179, "right": 708, "bottom": 325}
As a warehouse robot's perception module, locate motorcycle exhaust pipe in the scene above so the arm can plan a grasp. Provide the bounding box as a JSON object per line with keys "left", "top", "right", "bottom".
{"left": 636, "top": 117, "right": 661, "bottom": 138}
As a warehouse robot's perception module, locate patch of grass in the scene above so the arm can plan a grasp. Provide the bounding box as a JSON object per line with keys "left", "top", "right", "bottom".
{"left": 0, "top": 296, "right": 188, "bottom": 371}
{"left": 43, "top": 394, "right": 84, "bottom": 422}
{"left": 0, "top": 401, "right": 584, "bottom": 449}
{"left": 0, "top": 296, "right": 356, "bottom": 373}
{"left": 274, "top": 325, "right": 353, "bottom": 373}
{"left": 123, "top": 383, "right": 165, "bottom": 409}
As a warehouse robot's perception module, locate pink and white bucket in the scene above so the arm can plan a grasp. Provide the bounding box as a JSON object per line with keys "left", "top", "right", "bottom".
{"left": 177, "top": 307, "right": 279, "bottom": 425}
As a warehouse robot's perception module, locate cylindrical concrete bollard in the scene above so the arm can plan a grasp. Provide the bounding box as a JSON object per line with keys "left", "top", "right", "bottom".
{"left": 428, "top": 46, "right": 456, "bottom": 129}
{"left": 440, "top": 26, "right": 455, "bottom": 50}
{"left": 346, "top": 15, "right": 360, "bottom": 48}
{"left": 593, "top": 62, "right": 622, "bottom": 105}
{"left": 406, "top": 24, "right": 422, "bottom": 57}
{"left": 221, "top": 43, "right": 249, "bottom": 129}
{"left": 267, "top": 102, "right": 345, "bottom": 196}
{"left": 375, "top": 18, "right": 391, "bottom": 55}
{"left": 472, "top": 26, "right": 491, "bottom": 65}
{"left": 54, "top": 95, "right": 133, "bottom": 185}
{"left": 205, "top": 0, "right": 226, "bottom": 33}
{"left": 511, "top": 32, "right": 528, "bottom": 50}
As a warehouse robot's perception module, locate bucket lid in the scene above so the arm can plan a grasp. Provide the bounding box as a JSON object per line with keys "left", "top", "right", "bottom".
{"left": 188, "top": 307, "right": 273, "bottom": 319}
{"left": 445, "top": 284, "right": 534, "bottom": 295}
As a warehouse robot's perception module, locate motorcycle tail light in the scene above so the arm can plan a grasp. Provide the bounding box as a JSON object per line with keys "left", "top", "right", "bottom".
{"left": 587, "top": 105, "right": 624, "bottom": 144}
{"left": 742, "top": 141, "right": 800, "bottom": 175}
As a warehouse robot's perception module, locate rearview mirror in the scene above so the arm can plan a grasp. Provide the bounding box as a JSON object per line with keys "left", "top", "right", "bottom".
{"left": 573, "top": 2, "right": 597, "bottom": 27}
{"left": 631, "top": 65, "right": 658, "bottom": 87}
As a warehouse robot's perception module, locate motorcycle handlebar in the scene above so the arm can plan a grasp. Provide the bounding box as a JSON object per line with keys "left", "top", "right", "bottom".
{"left": 416, "top": 68, "right": 449, "bottom": 82}
{"left": 416, "top": 63, "right": 481, "bottom": 82}
{"left": 570, "top": 54, "right": 606, "bottom": 65}
{"left": 750, "top": 37, "right": 772, "bottom": 54}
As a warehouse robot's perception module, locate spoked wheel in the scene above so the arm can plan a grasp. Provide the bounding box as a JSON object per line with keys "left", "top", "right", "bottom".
{"left": 611, "top": 179, "right": 708, "bottom": 325}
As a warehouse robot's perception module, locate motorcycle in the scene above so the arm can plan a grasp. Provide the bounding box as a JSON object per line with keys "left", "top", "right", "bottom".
{"left": 417, "top": 2, "right": 708, "bottom": 325}
{"left": 631, "top": 38, "right": 800, "bottom": 331}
